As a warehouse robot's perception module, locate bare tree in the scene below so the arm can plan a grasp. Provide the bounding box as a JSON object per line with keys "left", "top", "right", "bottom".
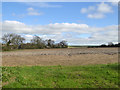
{"left": 59, "top": 40, "right": 68, "bottom": 48}
{"left": 45, "top": 39, "right": 55, "bottom": 48}
{"left": 2, "top": 33, "right": 25, "bottom": 46}
{"left": 31, "top": 35, "right": 45, "bottom": 48}
{"left": 13, "top": 35, "right": 25, "bottom": 46}
{"left": 2, "top": 33, "right": 14, "bottom": 46}
{"left": 2, "top": 33, "right": 68, "bottom": 50}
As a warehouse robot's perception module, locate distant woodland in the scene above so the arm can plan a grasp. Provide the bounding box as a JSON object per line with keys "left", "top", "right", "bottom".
{"left": 1, "top": 33, "right": 119, "bottom": 51}
{"left": 1, "top": 33, "right": 68, "bottom": 51}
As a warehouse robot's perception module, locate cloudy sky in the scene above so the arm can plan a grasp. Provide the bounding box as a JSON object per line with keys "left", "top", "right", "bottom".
{"left": 2, "top": 2, "right": 118, "bottom": 45}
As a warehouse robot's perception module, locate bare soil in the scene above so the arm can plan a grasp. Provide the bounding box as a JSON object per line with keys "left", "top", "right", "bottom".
{"left": 2, "top": 48, "right": 118, "bottom": 66}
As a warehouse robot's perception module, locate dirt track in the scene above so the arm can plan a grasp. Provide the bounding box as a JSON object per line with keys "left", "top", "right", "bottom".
{"left": 2, "top": 48, "right": 118, "bottom": 66}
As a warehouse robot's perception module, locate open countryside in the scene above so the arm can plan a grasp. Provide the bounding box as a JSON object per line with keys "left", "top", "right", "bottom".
{"left": 1, "top": 2, "right": 119, "bottom": 88}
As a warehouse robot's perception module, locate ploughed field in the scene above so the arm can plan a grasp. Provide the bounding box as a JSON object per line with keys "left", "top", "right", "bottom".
{"left": 2, "top": 48, "right": 118, "bottom": 66}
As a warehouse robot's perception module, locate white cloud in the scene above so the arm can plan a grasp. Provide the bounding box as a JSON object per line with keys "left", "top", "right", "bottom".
{"left": 27, "top": 7, "right": 34, "bottom": 11}
{"left": 87, "top": 13, "right": 105, "bottom": 19}
{"left": 97, "top": 2, "right": 113, "bottom": 13}
{"left": 12, "top": 13, "right": 25, "bottom": 18}
{"left": 80, "top": 2, "right": 113, "bottom": 19}
{"left": 2, "top": 20, "right": 33, "bottom": 34}
{"left": 23, "top": 34, "right": 33, "bottom": 42}
{"left": 81, "top": 6, "right": 95, "bottom": 14}
{"left": 12, "top": 7, "right": 43, "bottom": 18}
{"left": 27, "top": 7, "right": 43, "bottom": 16}
{"left": 81, "top": 8, "right": 87, "bottom": 13}
{"left": 25, "top": 2, "right": 62, "bottom": 8}
{"left": 25, "top": 34, "right": 33, "bottom": 38}
{"left": 108, "top": 0, "right": 119, "bottom": 6}
{"left": 2, "top": 20, "right": 118, "bottom": 45}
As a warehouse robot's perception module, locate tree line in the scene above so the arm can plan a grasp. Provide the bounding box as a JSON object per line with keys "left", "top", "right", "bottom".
{"left": 2, "top": 33, "right": 68, "bottom": 51}
{"left": 88, "top": 42, "right": 120, "bottom": 48}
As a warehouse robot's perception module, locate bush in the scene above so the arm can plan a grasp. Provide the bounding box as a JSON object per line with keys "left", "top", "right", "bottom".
{"left": 2, "top": 46, "right": 11, "bottom": 51}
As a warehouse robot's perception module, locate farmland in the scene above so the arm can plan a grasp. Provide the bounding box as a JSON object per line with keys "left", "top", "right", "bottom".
{"left": 2, "top": 47, "right": 119, "bottom": 88}
{"left": 2, "top": 48, "right": 118, "bottom": 66}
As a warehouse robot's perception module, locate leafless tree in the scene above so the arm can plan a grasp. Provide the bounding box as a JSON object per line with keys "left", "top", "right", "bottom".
{"left": 2, "top": 33, "right": 25, "bottom": 46}
{"left": 31, "top": 35, "right": 45, "bottom": 48}
{"left": 59, "top": 40, "right": 68, "bottom": 48}
{"left": 45, "top": 39, "right": 55, "bottom": 48}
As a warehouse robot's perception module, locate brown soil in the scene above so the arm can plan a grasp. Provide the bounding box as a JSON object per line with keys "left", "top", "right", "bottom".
{"left": 2, "top": 48, "right": 118, "bottom": 66}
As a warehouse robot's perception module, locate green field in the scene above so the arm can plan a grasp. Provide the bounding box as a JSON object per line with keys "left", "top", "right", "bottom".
{"left": 2, "top": 63, "right": 119, "bottom": 88}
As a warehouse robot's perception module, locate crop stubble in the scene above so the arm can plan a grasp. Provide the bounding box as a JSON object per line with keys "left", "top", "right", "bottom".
{"left": 2, "top": 48, "right": 118, "bottom": 66}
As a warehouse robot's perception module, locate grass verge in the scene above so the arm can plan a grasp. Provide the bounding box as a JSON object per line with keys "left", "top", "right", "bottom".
{"left": 2, "top": 63, "right": 119, "bottom": 88}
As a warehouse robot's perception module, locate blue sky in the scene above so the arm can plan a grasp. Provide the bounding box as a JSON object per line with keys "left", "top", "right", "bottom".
{"left": 2, "top": 2, "right": 118, "bottom": 26}
{"left": 2, "top": 2, "right": 118, "bottom": 45}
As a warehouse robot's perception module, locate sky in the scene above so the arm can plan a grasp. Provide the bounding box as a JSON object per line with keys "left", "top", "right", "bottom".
{"left": 1, "top": 2, "right": 118, "bottom": 45}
